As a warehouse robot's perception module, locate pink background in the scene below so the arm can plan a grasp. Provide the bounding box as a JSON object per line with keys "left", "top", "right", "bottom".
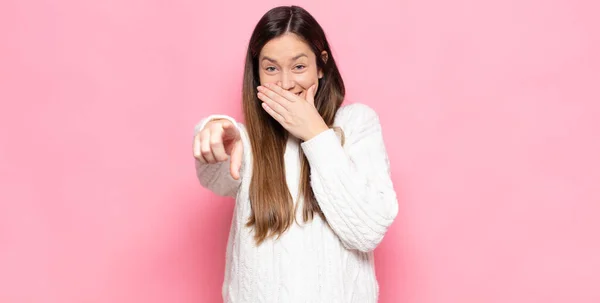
{"left": 1, "top": 0, "right": 599, "bottom": 302}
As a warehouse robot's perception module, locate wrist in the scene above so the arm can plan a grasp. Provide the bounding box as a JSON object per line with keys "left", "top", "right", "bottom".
{"left": 303, "top": 124, "right": 330, "bottom": 141}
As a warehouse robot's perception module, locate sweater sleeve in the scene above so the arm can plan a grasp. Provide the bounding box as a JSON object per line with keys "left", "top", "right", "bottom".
{"left": 300, "top": 103, "right": 399, "bottom": 252}
{"left": 193, "top": 115, "right": 247, "bottom": 198}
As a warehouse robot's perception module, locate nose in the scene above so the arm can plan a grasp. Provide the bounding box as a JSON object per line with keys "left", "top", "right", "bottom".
{"left": 278, "top": 71, "right": 296, "bottom": 91}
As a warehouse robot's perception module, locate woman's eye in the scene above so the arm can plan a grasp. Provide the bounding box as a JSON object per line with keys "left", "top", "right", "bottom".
{"left": 294, "top": 65, "right": 306, "bottom": 70}
{"left": 265, "top": 66, "right": 276, "bottom": 72}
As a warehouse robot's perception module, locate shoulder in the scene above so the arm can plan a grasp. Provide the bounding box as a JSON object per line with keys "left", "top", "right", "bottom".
{"left": 333, "top": 103, "right": 382, "bottom": 133}
{"left": 331, "top": 103, "right": 385, "bottom": 148}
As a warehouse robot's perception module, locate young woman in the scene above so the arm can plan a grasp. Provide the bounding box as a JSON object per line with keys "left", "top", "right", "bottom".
{"left": 192, "top": 5, "right": 398, "bottom": 303}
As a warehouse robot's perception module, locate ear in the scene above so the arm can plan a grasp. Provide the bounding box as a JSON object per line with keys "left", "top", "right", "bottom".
{"left": 321, "top": 50, "right": 329, "bottom": 64}
{"left": 318, "top": 50, "right": 328, "bottom": 79}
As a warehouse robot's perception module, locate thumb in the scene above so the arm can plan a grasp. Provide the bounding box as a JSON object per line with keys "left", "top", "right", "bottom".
{"left": 221, "top": 120, "right": 235, "bottom": 136}
{"left": 306, "top": 84, "right": 316, "bottom": 105}
{"left": 221, "top": 121, "right": 242, "bottom": 147}
{"left": 229, "top": 140, "right": 243, "bottom": 180}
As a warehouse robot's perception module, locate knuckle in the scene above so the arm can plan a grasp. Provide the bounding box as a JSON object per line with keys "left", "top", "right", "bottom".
{"left": 201, "top": 145, "right": 211, "bottom": 155}
{"left": 210, "top": 121, "right": 223, "bottom": 130}
{"left": 210, "top": 137, "right": 221, "bottom": 146}
{"left": 200, "top": 129, "right": 211, "bottom": 139}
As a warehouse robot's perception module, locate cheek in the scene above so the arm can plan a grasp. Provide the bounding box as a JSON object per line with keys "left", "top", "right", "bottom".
{"left": 296, "top": 72, "right": 319, "bottom": 89}
{"left": 258, "top": 72, "right": 272, "bottom": 85}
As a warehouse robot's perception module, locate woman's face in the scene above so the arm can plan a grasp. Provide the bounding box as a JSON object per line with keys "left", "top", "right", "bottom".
{"left": 258, "top": 33, "right": 326, "bottom": 100}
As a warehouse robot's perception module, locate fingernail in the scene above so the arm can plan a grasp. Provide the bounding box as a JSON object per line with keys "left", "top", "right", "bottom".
{"left": 264, "top": 83, "right": 270, "bottom": 88}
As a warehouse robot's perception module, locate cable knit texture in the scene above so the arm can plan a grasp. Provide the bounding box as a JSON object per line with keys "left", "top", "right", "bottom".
{"left": 194, "top": 103, "right": 398, "bottom": 303}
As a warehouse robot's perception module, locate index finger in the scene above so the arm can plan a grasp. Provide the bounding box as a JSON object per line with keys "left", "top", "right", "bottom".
{"left": 263, "top": 83, "right": 299, "bottom": 102}
{"left": 229, "top": 141, "right": 243, "bottom": 180}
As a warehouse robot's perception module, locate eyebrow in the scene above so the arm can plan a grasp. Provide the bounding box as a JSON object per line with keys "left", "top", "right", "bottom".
{"left": 261, "top": 53, "right": 308, "bottom": 64}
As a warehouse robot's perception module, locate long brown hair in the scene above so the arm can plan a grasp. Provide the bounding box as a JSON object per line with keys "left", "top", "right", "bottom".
{"left": 242, "top": 6, "right": 345, "bottom": 245}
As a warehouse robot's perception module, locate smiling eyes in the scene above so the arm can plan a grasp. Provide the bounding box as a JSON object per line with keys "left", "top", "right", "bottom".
{"left": 264, "top": 65, "right": 306, "bottom": 73}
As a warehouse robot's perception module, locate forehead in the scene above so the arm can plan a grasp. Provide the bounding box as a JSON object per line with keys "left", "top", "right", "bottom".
{"left": 259, "top": 33, "right": 314, "bottom": 60}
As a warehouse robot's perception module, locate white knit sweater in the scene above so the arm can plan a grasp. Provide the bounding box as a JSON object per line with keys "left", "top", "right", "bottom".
{"left": 194, "top": 103, "right": 398, "bottom": 303}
